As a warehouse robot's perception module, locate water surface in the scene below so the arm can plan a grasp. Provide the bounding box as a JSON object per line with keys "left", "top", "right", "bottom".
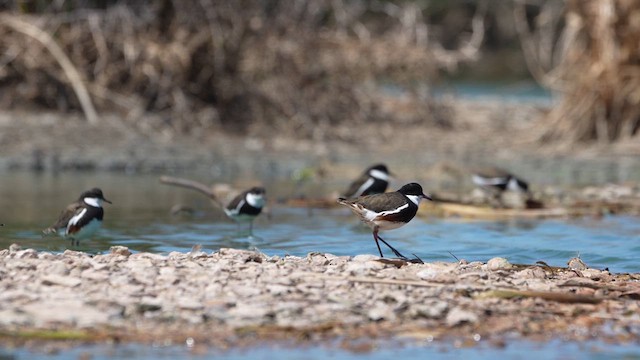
{"left": 0, "top": 171, "right": 638, "bottom": 273}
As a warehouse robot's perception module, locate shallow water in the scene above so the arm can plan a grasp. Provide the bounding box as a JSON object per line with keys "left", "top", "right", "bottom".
{"left": 0, "top": 171, "right": 639, "bottom": 273}
{"left": 3, "top": 339, "right": 640, "bottom": 360}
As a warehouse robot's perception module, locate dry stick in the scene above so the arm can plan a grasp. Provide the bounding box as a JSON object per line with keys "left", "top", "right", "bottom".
{"left": 317, "top": 275, "right": 605, "bottom": 304}
{"left": 0, "top": 15, "right": 99, "bottom": 125}
{"left": 316, "top": 274, "right": 445, "bottom": 288}
{"left": 159, "top": 175, "right": 224, "bottom": 208}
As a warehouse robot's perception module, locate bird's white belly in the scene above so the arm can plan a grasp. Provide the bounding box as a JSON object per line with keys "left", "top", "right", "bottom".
{"left": 372, "top": 219, "right": 406, "bottom": 231}
{"left": 66, "top": 219, "right": 102, "bottom": 239}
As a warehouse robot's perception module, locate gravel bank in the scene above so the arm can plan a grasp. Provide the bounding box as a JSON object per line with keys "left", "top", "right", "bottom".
{"left": 1, "top": 245, "right": 639, "bottom": 348}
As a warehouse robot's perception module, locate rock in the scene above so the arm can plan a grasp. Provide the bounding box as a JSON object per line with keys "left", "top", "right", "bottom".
{"left": 22, "top": 300, "right": 111, "bottom": 327}
{"left": 80, "top": 269, "right": 109, "bottom": 281}
{"left": 344, "top": 260, "right": 386, "bottom": 275}
{"left": 37, "top": 260, "right": 68, "bottom": 276}
{"left": 178, "top": 298, "right": 204, "bottom": 310}
{"left": 110, "top": 246, "right": 132, "bottom": 257}
{"left": 446, "top": 307, "right": 479, "bottom": 327}
{"left": 486, "top": 257, "right": 512, "bottom": 271}
{"left": 567, "top": 257, "right": 587, "bottom": 270}
{"left": 367, "top": 302, "right": 395, "bottom": 321}
{"left": 15, "top": 249, "right": 38, "bottom": 259}
{"left": 63, "top": 249, "right": 90, "bottom": 258}
{"left": 352, "top": 254, "right": 380, "bottom": 262}
{"left": 408, "top": 300, "right": 449, "bottom": 319}
{"left": 513, "top": 267, "right": 547, "bottom": 280}
{"left": 41, "top": 274, "right": 82, "bottom": 287}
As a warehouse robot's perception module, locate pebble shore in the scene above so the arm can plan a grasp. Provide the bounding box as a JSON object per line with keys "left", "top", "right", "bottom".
{"left": 1, "top": 245, "right": 639, "bottom": 348}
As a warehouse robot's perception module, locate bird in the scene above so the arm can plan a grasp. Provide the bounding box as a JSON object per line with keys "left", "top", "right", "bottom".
{"left": 43, "top": 188, "right": 111, "bottom": 245}
{"left": 342, "top": 164, "right": 392, "bottom": 199}
{"left": 223, "top": 186, "right": 266, "bottom": 234}
{"left": 338, "top": 182, "right": 432, "bottom": 261}
{"left": 471, "top": 166, "right": 529, "bottom": 194}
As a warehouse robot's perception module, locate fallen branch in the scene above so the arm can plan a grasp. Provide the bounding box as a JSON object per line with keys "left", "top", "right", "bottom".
{"left": 475, "top": 289, "right": 603, "bottom": 304}
{"left": 159, "top": 175, "right": 223, "bottom": 208}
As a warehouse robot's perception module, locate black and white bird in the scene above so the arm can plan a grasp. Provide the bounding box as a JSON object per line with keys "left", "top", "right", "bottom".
{"left": 342, "top": 164, "right": 392, "bottom": 199}
{"left": 223, "top": 186, "right": 266, "bottom": 233}
{"left": 338, "top": 182, "right": 431, "bottom": 261}
{"left": 43, "top": 188, "right": 111, "bottom": 245}
{"left": 471, "top": 167, "right": 529, "bottom": 194}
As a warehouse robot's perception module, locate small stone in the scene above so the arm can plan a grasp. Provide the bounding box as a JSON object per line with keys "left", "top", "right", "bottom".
{"left": 63, "top": 249, "right": 89, "bottom": 258}
{"left": 567, "top": 257, "right": 587, "bottom": 270}
{"left": 41, "top": 274, "right": 82, "bottom": 287}
{"left": 446, "top": 307, "right": 479, "bottom": 327}
{"left": 352, "top": 254, "right": 379, "bottom": 262}
{"left": 9, "top": 243, "right": 21, "bottom": 253}
{"left": 408, "top": 300, "right": 449, "bottom": 319}
{"left": 367, "top": 303, "right": 395, "bottom": 321}
{"left": 514, "top": 267, "right": 547, "bottom": 279}
{"left": 38, "top": 261, "right": 69, "bottom": 276}
{"left": 80, "top": 269, "right": 109, "bottom": 281}
{"left": 110, "top": 246, "right": 132, "bottom": 257}
{"left": 178, "top": 298, "right": 204, "bottom": 310}
{"left": 487, "top": 257, "right": 512, "bottom": 271}
{"left": 15, "top": 249, "right": 38, "bottom": 259}
{"left": 345, "top": 260, "right": 386, "bottom": 275}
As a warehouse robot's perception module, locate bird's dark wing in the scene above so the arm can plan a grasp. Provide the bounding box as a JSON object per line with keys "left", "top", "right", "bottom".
{"left": 225, "top": 191, "right": 247, "bottom": 214}
{"left": 350, "top": 192, "right": 408, "bottom": 213}
{"left": 44, "top": 202, "right": 83, "bottom": 234}
{"left": 472, "top": 166, "right": 510, "bottom": 178}
{"left": 342, "top": 173, "right": 372, "bottom": 198}
{"left": 67, "top": 206, "right": 103, "bottom": 235}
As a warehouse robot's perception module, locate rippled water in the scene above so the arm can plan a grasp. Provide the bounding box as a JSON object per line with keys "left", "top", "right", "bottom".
{"left": 1, "top": 171, "right": 639, "bottom": 273}
{"left": 3, "top": 339, "right": 640, "bottom": 360}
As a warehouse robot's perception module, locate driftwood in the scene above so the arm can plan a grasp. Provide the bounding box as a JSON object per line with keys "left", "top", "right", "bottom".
{"left": 159, "top": 175, "right": 223, "bottom": 208}
{"left": 421, "top": 202, "right": 582, "bottom": 220}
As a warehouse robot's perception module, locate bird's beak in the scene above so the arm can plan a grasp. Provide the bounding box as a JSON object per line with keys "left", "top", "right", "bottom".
{"left": 103, "top": 198, "right": 112, "bottom": 204}
{"left": 422, "top": 193, "right": 433, "bottom": 201}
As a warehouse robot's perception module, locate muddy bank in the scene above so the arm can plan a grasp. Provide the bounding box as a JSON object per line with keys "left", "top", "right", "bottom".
{"left": 0, "top": 100, "right": 550, "bottom": 174}
{"left": 1, "top": 245, "right": 638, "bottom": 349}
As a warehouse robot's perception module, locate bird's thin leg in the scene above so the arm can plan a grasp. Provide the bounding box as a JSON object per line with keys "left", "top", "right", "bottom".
{"left": 372, "top": 228, "right": 384, "bottom": 258}
{"left": 376, "top": 234, "right": 410, "bottom": 260}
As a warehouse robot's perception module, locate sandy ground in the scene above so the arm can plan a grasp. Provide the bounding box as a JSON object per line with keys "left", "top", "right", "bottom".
{"left": 0, "top": 245, "right": 638, "bottom": 350}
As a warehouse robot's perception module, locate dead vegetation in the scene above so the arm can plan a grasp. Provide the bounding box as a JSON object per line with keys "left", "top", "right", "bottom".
{"left": 0, "top": 0, "right": 487, "bottom": 140}
{"left": 515, "top": 0, "right": 640, "bottom": 144}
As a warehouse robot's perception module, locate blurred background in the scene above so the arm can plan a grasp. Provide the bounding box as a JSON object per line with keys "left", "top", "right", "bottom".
{"left": 0, "top": 0, "right": 638, "bottom": 164}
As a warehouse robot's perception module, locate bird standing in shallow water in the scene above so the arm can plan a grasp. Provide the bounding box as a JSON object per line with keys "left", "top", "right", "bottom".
{"left": 43, "top": 188, "right": 111, "bottom": 246}
{"left": 471, "top": 166, "right": 529, "bottom": 194}
{"left": 223, "top": 186, "right": 266, "bottom": 234}
{"left": 342, "top": 164, "right": 392, "bottom": 199}
{"left": 338, "top": 182, "right": 431, "bottom": 261}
